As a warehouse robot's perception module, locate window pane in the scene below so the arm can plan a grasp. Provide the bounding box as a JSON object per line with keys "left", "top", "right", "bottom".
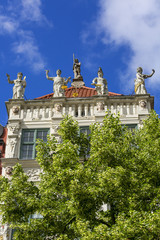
{"left": 37, "top": 130, "right": 48, "bottom": 142}
{"left": 80, "top": 127, "right": 90, "bottom": 136}
{"left": 123, "top": 124, "right": 138, "bottom": 131}
{"left": 21, "top": 145, "right": 33, "bottom": 159}
{"left": 23, "top": 131, "right": 34, "bottom": 142}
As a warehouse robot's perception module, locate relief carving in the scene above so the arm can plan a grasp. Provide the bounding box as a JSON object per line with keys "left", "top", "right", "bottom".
{"left": 4, "top": 166, "right": 13, "bottom": 180}
{"left": 8, "top": 124, "right": 19, "bottom": 134}
{"left": 8, "top": 137, "right": 17, "bottom": 158}
{"left": 97, "top": 102, "right": 104, "bottom": 112}
{"left": 26, "top": 169, "right": 42, "bottom": 182}
{"left": 12, "top": 105, "right": 20, "bottom": 114}
{"left": 52, "top": 125, "right": 59, "bottom": 134}
{"left": 54, "top": 103, "right": 62, "bottom": 112}
{"left": 139, "top": 100, "right": 147, "bottom": 109}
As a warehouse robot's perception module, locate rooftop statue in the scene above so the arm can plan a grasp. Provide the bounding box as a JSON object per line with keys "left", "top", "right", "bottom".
{"left": 73, "top": 58, "right": 82, "bottom": 79}
{"left": 7, "top": 72, "right": 26, "bottom": 99}
{"left": 135, "top": 67, "right": 155, "bottom": 94}
{"left": 91, "top": 67, "right": 108, "bottom": 95}
{"left": 46, "top": 69, "right": 71, "bottom": 97}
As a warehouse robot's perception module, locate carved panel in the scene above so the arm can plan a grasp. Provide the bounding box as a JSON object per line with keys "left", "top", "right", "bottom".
{"left": 8, "top": 124, "right": 19, "bottom": 135}
{"left": 26, "top": 169, "right": 42, "bottom": 182}
{"left": 97, "top": 102, "right": 104, "bottom": 112}
{"left": 139, "top": 100, "right": 147, "bottom": 109}
{"left": 7, "top": 137, "right": 17, "bottom": 158}
{"left": 12, "top": 105, "right": 20, "bottom": 114}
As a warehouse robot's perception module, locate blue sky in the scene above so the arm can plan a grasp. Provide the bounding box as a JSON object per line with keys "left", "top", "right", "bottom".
{"left": 1, "top": 0, "right": 160, "bottom": 126}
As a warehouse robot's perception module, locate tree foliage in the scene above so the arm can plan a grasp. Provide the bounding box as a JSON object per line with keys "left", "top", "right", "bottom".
{"left": 0, "top": 112, "right": 160, "bottom": 239}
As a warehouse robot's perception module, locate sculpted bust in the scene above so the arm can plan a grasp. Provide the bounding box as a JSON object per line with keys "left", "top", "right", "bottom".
{"left": 91, "top": 67, "right": 108, "bottom": 95}
{"left": 7, "top": 72, "right": 26, "bottom": 99}
{"left": 46, "top": 69, "right": 71, "bottom": 97}
{"left": 134, "top": 67, "right": 155, "bottom": 94}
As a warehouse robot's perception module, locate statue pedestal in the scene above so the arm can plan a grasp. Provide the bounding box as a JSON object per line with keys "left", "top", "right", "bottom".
{"left": 71, "top": 76, "right": 85, "bottom": 88}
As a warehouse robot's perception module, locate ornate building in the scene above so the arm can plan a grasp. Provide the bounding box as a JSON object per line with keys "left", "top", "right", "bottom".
{"left": 1, "top": 60, "right": 155, "bottom": 239}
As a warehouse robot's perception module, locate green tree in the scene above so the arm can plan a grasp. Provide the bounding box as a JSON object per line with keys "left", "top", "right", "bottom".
{"left": 0, "top": 112, "right": 160, "bottom": 239}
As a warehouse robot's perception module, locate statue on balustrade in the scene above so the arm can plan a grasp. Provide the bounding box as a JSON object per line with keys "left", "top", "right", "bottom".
{"left": 73, "top": 58, "right": 82, "bottom": 79}
{"left": 7, "top": 72, "right": 26, "bottom": 99}
{"left": 46, "top": 69, "right": 71, "bottom": 97}
{"left": 134, "top": 67, "right": 155, "bottom": 94}
{"left": 91, "top": 67, "right": 108, "bottom": 95}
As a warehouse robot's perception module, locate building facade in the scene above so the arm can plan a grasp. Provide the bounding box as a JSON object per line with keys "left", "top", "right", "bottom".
{"left": 1, "top": 60, "right": 155, "bottom": 239}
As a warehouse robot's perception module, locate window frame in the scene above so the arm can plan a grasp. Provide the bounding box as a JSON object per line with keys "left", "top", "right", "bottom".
{"left": 20, "top": 128, "right": 49, "bottom": 160}
{"left": 121, "top": 124, "right": 138, "bottom": 131}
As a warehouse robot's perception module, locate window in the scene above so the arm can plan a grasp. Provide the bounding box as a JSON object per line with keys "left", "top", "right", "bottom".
{"left": 20, "top": 129, "right": 49, "bottom": 160}
{"left": 122, "top": 124, "right": 138, "bottom": 131}
{"left": 80, "top": 126, "right": 90, "bottom": 159}
{"left": 80, "top": 126, "right": 90, "bottom": 136}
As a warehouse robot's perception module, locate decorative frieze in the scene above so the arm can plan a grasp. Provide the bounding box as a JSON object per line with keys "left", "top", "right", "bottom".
{"left": 26, "top": 169, "right": 42, "bottom": 182}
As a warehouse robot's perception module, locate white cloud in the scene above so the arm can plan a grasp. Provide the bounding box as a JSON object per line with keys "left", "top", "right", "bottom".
{"left": 0, "top": 16, "right": 18, "bottom": 34}
{"left": 0, "top": 0, "right": 50, "bottom": 72}
{"left": 12, "top": 32, "right": 46, "bottom": 72}
{"left": 20, "top": 0, "right": 49, "bottom": 24}
{"left": 92, "top": 0, "right": 160, "bottom": 89}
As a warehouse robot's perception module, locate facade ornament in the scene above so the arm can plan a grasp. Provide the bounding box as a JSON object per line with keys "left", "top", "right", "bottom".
{"left": 139, "top": 100, "right": 147, "bottom": 109}
{"left": 54, "top": 103, "right": 62, "bottom": 112}
{"left": 46, "top": 69, "right": 71, "bottom": 97}
{"left": 134, "top": 67, "right": 155, "bottom": 94}
{"left": 7, "top": 72, "right": 26, "bottom": 99}
{"left": 12, "top": 105, "right": 20, "bottom": 114}
{"left": 26, "top": 169, "right": 42, "bottom": 182}
{"left": 97, "top": 102, "right": 104, "bottom": 112}
{"left": 91, "top": 67, "right": 108, "bottom": 95}
{"left": 52, "top": 125, "right": 59, "bottom": 134}
{"left": 8, "top": 137, "right": 17, "bottom": 157}
{"left": 8, "top": 124, "right": 19, "bottom": 134}
{"left": 4, "top": 166, "right": 13, "bottom": 179}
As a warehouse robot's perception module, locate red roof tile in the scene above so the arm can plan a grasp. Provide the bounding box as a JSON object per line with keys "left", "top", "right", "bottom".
{"left": 35, "top": 86, "right": 122, "bottom": 100}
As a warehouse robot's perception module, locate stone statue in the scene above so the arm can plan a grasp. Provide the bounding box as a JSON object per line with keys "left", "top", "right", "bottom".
{"left": 46, "top": 69, "right": 71, "bottom": 97}
{"left": 91, "top": 67, "right": 108, "bottom": 95}
{"left": 73, "top": 58, "right": 81, "bottom": 79}
{"left": 7, "top": 72, "right": 26, "bottom": 99}
{"left": 134, "top": 67, "right": 155, "bottom": 94}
